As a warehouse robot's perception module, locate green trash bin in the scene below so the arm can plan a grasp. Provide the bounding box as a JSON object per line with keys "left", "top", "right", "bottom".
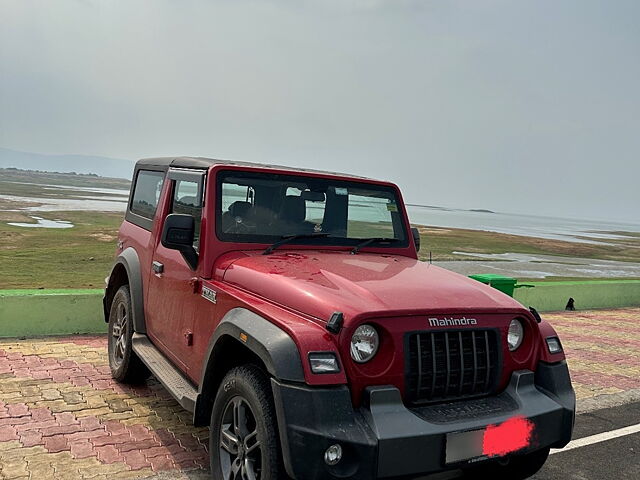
{"left": 468, "top": 274, "right": 519, "bottom": 297}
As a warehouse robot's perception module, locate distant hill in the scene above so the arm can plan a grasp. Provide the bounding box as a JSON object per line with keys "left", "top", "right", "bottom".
{"left": 469, "top": 209, "right": 495, "bottom": 214}
{"left": 0, "top": 147, "right": 135, "bottom": 179}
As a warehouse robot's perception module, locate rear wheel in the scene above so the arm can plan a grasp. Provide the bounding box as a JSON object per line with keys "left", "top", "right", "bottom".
{"left": 108, "top": 285, "right": 150, "bottom": 383}
{"left": 209, "top": 365, "right": 283, "bottom": 480}
{"left": 462, "top": 447, "right": 550, "bottom": 480}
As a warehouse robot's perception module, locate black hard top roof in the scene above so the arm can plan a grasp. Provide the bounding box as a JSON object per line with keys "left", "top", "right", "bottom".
{"left": 136, "top": 156, "right": 371, "bottom": 180}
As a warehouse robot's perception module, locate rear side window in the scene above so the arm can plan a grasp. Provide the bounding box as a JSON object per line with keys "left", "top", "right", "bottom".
{"left": 130, "top": 170, "right": 165, "bottom": 219}
{"left": 172, "top": 179, "right": 204, "bottom": 250}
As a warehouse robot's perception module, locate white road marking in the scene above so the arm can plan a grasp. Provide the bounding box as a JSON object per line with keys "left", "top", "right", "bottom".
{"left": 550, "top": 422, "right": 640, "bottom": 455}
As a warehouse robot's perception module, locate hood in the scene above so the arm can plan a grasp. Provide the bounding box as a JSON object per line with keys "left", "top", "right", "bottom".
{"left": 221, "top": 250, "right": 525, "bottom": 323}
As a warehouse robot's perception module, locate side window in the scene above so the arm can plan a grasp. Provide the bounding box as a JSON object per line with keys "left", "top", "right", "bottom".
{"left": 172, "top": 179, "right": 204, "bottom": 250}
{"left": 130, "top": 170, "right": 164, "bottom": 220}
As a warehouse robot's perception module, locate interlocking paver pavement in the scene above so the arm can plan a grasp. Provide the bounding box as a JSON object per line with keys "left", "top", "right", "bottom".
{"left": 0, "top": 337, "right": 209, "bottom": 479}
{"left": 0, "top": 308, "right": 638, "bottom": 479}
{"left": 544, "top": 308, "right": 640, "bottom": 409}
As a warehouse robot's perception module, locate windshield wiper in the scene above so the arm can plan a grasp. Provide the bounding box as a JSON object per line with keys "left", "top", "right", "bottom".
{"left": 263, "top": 233, "right": 331, "bottom": 255}
{"left": 350, "top": 237, "right": 398, "bottom": 255}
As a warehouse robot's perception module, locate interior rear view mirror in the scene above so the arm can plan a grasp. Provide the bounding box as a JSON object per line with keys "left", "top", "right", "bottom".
{"left": 301, "top": 190, "right": 326, "bottom": 202}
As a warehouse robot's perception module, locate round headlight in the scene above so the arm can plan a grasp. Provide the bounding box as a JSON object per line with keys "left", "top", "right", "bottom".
{"left": 350, "top": 324, "right": 379, "bottom": 363}
{"left": 508, "top": 319, "right": 524, "bottom": 351}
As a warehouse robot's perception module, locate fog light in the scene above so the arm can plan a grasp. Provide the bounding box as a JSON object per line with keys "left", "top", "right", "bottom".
{"left": 546, "top": 337, "right": 563, "bottom": 354}
{"left": 324, "top": 444, "right": 342, "bottom": 465}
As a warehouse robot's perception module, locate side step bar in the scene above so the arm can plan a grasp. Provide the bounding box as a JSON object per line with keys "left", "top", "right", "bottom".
{"left": 131, "top": 333, "right": 198, "bottom": 413}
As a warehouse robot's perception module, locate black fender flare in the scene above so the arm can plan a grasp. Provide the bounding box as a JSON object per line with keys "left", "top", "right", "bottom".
{"left": 194, "top": 308, "right": 305, "bottom": 425}
{"left": 104, "top": 247, "right": 147, "bottom": 334}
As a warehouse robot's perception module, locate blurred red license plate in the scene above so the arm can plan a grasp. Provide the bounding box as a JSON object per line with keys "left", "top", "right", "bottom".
{"left": 446, "top": 416, "right": 535, "bottom": 464}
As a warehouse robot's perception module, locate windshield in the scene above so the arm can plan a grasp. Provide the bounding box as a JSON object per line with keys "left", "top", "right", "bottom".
{"left": 216, "top": 170, "right": 408, "bottom": 247}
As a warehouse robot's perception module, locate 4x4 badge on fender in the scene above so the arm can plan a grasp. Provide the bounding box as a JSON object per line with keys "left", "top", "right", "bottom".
{"left": 428, "top": 317, "right": 477, "bottom": 327}
{"left": 202, "top": 286, "right": 217, "bottom": 304}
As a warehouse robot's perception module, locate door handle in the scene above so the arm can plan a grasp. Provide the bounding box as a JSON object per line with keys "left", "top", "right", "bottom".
{"left": 152, "top": 261, "right": 164, "bottom": 274}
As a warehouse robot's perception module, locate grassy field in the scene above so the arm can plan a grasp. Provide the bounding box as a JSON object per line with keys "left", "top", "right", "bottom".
{"left": 415, "top": 225, "right": 640, "bottom": 264}
{"left": 1, "top": 169, "right": 639, "bottom": 289}
{"left": 1, "top": 212, "right": 639, "bottom": 289}
{"left": 0, "top": 169, "right": 127, "bottom": 288}
{"left": 0, "top": 211, "right": 122, "bottom": 289}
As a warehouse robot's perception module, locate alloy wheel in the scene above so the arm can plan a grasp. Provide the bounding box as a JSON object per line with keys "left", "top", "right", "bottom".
{"left": 219, "top": 396, "right": 262, "bottom": 480}
{"left": 111, "top": 301, "right": 128, "bottom": 368}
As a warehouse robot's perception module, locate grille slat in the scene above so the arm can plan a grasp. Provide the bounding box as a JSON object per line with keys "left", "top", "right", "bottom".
{"left": 484, "top": 331, "right": 491, "bottom": 391}
{"left": 406, "top": 329, "right": 499, "bottom": 404}
{"left": 430, "top": 334, "right": 437, "bottom": 394}
{"left": 444, "top": 332, "right": 451, "bottom": 395}
{"left": 471, "top": 331, "right": 478, "bottom": 394}
{"left": 458, "top": 332, "right": 464, "bottom": 395}
{"left": 416, "top": 334, "right": 423, "bottom": 395}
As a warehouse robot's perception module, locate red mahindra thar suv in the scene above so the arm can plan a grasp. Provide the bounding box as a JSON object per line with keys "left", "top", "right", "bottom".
{"left": 104, "top": 157, "right": 575, "bottom": 480}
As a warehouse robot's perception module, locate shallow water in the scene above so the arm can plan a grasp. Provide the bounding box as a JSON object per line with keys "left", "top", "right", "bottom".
{"left": 11, "top": 182, "right": 130, "bottom": 196}
{"left": 407, "top": 205, "right": 640, "bottom": 244}
{"left": 7, "top": 216, "right": 74, "bottom": 229}
{"left": 0, "top": 193, "right": 127, "bottom": 212}
{"left": 1, "top": 181, "right": 129, "bottom": 212}
{"left": 3, "top": 181, "right": 639, "bottom": 243}
{"left": 437, "top": 252, "right": 640, "bottom": 279}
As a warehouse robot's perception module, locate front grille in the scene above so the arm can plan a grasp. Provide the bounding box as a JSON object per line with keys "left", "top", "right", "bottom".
{"left": 405, "top": 329, "right": 500, "bottom": 404}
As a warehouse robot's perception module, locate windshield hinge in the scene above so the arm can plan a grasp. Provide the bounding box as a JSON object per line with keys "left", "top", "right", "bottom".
{"left": 326, "top": 312, "right": 344, "bottom": 334}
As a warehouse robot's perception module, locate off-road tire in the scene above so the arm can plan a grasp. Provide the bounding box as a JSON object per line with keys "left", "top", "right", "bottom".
{"left": 463, "top": 447, "right": 550, "bottom": 480}
{"left": 108, "top": 285, "right": 150, "bottom": 383}
{"left": 210, "top": 365, "right": 283, "bottom": 480}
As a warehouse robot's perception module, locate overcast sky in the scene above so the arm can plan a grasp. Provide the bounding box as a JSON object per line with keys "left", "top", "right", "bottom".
{"left": 1, "top": 0, "right": 639, "bottom": 222}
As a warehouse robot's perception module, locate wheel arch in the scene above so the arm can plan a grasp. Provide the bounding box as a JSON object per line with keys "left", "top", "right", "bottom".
{"left": 193, "top": 308, "right": 305, "bottom": 426}
{"left": 104, "top": 247, "right": 147, "bottom": 334}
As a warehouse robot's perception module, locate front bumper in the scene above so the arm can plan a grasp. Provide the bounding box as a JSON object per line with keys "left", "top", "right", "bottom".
{"left": 271, "top": 361, "right": 575, "bottom": 479}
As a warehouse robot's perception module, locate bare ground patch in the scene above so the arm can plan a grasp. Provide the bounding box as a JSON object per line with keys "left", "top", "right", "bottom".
{"left": 0, "top": 210, "right": 34, "bottom": 223}
{"left": 0, "top": 197, "right": 42, "bottom": 210}
{"left": 0, "top": 230, "right": 25, "bottom": 249}
{"left": 89, "top": 232, "right": 117, "bottom": 242}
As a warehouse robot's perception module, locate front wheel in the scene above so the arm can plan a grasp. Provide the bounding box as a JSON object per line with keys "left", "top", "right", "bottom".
{"left": 462, "top": 447, "right": 550, "bottom": 480}
{"left": 209, "top": 365, "right": 283, "bottom": 480}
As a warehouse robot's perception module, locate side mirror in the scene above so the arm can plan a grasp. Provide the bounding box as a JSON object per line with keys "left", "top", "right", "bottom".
{"left": 411, "top": 227, "right": 421, "bottom": 252}
{"left": 161, "top": 214, "right": 198, "bottom": 269}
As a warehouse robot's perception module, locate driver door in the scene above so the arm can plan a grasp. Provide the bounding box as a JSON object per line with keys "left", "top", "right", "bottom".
{"left": 146, "top": 169, "right": 205, "bottom": 372}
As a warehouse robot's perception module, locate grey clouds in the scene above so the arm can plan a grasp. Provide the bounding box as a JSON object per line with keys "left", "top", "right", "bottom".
{"left": 1, "top": 0, "right": 639, "bottom": 222}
